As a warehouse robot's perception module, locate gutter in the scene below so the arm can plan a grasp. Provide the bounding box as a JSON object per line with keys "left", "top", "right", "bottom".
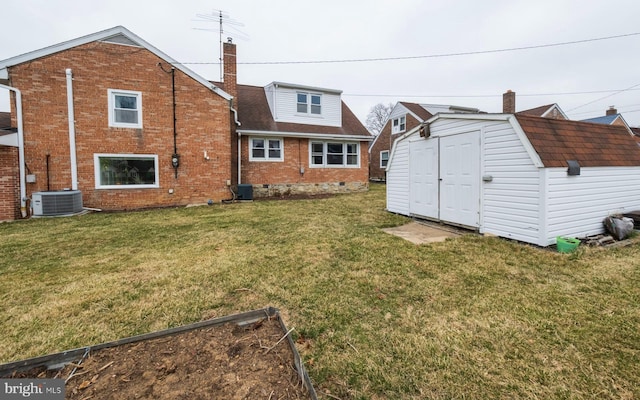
{"left": 237, "top": 130, "right": 374, "bottom": 142}
{"left": 0, "top": 83, "right": 27, "bottom": 217}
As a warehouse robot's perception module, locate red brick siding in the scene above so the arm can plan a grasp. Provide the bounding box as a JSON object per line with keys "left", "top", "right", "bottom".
{"left": 0, "top": 146, "right": 20, "bottom": 220}
{"left": 241, "top": 137, "right": 369, "bottom": 186}
{"left": 8, "top": 41, "right": 232, "bottom": 210}
{"left": 369, "top": 114, "right": 422, "bottom": 181}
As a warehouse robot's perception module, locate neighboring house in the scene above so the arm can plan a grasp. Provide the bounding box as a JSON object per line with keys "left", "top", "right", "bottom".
{"left": 581, "top": 106, "right": 634, "bottom": 134}
{"left": 516, "top": 104, "right": 568, "bottom": 119}
{"left": 504, "top": 89, "right": 568, "bottom": 119}
{"left": 215, "top": 40, "right": 372, "bottom": 198}
{"left": 0, "top": 28, "right": 369, "bottom": 220}
{"left": 369, "top": 102, "right": 479, "bottom": 181}
{"left": 386, "top": 113, "right": 640, "bottom": 247}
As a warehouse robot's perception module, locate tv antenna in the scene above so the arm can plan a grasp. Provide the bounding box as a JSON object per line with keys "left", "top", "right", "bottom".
{"left": 193, "top": 10, "right": 249, "bottom": 81}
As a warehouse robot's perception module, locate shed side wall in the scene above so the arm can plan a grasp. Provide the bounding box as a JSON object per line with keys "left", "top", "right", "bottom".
{"left": 545, "top": 167, "right": 640, "bottom": 244}
{"left": 481, "top": 121, "right": 541, "bottom": 245}
{"left": 385, "top": 132, "right": 413, "bottom": 215}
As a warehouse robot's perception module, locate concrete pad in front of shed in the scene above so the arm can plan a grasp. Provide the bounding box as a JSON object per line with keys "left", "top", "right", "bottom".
{"left": 383, "top": 221, "right": 460, "bottom": 244}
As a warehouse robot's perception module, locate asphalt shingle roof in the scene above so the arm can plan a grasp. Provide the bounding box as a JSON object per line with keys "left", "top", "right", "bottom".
{"left": 515, "top": 114, "right": 640, "bottom": 167}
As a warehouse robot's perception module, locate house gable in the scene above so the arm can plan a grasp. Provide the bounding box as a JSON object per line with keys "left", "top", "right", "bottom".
{"left": 0, "top": 26, "right": 231, "bottom": 101}
{"left": 517, "top": 104, "right": 568, "bottom": 120}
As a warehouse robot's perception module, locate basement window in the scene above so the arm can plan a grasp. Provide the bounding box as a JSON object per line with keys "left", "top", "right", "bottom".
{"left": 94, "top": 154, "right": 158, "bottom": 189}
{"left": 108, "top": 89, "right": 143, "bottom": 128}
{"left": 249, "top": 137, "right": 283, "bottom": 161}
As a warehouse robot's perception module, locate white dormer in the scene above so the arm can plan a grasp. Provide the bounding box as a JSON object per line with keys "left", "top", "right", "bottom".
{"left": 264, "top": 82, "right": 342, "bottom": 127}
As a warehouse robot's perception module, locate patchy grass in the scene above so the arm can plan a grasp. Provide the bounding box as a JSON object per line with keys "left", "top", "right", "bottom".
{"left": 1, "top": 184, "right": 639, "bottom": 399}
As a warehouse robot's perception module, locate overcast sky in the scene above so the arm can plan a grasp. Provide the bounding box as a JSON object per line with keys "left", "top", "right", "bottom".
{"left": 2, "top": 0, "right": 640, "bottom": 127}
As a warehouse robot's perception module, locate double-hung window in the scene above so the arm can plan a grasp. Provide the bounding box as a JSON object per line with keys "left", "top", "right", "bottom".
{"left": 309, "top": 142, "right": 359, "bottom": 168}
{"left": 380, "top": 150, "right": 390, "bottom": 168}
{"left": 392, "top": 115, "right": 406, "bottom": 134}
{"left": 108, "top": 89, "right": 143, "bottom": 128}
{"left": 94, "top": 154, "right": 158, "bottom": 189}
{"left": 297, "top": 92, "right": 322, "bottom": 115}
{"left": 250, "top": 137, "right": 283, "bottom": 161}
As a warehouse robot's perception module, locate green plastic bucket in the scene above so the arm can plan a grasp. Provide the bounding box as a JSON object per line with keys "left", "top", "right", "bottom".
{"left": 556, "top": 236, "right": 580, "bottom": 253}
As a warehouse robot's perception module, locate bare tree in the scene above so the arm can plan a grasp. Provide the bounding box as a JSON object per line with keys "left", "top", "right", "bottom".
{"left": 365, "top": 102, "right": 393, "bottom": 136}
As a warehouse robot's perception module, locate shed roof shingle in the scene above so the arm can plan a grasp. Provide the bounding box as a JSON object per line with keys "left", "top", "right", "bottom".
{"left": 515, "top": 114, "right": 640, "bottom": 167}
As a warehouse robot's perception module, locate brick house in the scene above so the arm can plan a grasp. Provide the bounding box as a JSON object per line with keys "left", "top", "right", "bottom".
{"left": 369, "top": 102, "right": 479, "bottom": 181}
{"left": 0, "top": 111, "right": 20, "bottom": 220}
{"left": 0, "top": 26, "right": 235, "bottom": 219}
{"left": 216, "top": 41, "right": 372, "bottom": 198}
{"left": 0, "top": 26, "right": 371, "bottom": 220}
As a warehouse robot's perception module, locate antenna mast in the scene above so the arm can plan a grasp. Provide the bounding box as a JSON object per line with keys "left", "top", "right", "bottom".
{"left": 193, "top": 10, "right": 249, "bottom": 81}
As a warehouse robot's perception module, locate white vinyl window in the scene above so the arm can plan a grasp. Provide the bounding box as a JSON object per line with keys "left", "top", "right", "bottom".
{"left": 380, "top": 150, "right": 389, "bottom": 168}
{"left": 309, "top": 141, "right": 359, "bottom": 168}
{"left": 297, "top": 92, "right": 322, "bottom": 115}
{"left": 249, "top": 137, "right": 284, "bottom": 161}
{"left": 108, "top": 89, "right": 143, "bottom": 128}
{"left": 392, "top": 115, "right": 406, "bottom": 134}
{"left": 94, "top": 154, "right": 159, "bottom": 189}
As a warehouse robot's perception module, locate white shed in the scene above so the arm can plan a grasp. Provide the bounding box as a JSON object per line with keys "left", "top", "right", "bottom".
{"left": 386, "top": 113, "right": 640, "bottom": 246}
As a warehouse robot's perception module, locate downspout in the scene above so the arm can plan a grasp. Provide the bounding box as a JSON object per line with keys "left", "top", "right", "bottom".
{"left": 65, "top": 69, "right": 78, "bottom": 190}
{"left": 231, "top": 104, "right": 241, "bottom": 185}
{"left": 0, "top": 83, "right": 27, "bottom": 217}
{"left": 237, "top": 132, "right": 242, "bottom": 185}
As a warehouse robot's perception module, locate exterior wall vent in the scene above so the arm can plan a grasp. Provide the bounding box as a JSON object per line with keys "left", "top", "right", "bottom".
{"left": 32, "top": 191, "right": 83, "bottom": 216}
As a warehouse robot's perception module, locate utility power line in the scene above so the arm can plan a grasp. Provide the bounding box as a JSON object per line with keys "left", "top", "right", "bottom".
{"left": 177, "top": 31, "right": 640, "bottom": 66}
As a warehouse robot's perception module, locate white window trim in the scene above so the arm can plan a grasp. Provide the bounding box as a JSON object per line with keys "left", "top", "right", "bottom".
{"left": 380, "top": 150, "right": 390, "bottom": 169}
{"left": 296, "top": 91, "right": 322, "bottom": 116}
{"left": 94, "top": 153, "right": 159, "bottom": 189}
{"left": 391, "top": 115, "right": 406, "bottom": 134}
{"left": 308, "top": 141, "right": 360, "bottom": 168}
{"left": 249, "top": 137, "right": 284, "bottom": 162}
{"left": 108, "top": 89, "right": 143, "bottom": 128}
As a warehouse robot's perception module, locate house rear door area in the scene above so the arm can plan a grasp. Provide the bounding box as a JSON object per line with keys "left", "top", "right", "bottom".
{"left": 409, "top": 131, "right": 480, "bottom": 228}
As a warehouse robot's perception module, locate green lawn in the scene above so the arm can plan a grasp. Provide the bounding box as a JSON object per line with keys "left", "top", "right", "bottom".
{"left": 1, "top": 184, "right": 639, "bottom": 399}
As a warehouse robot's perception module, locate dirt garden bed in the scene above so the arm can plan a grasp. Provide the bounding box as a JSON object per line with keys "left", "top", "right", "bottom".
{"left": 1, "top": 308, "right": 316, "bottom": 399}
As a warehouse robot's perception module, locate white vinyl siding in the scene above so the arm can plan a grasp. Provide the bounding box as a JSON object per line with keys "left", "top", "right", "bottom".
{"left": 544, "top": 167, "right": 640, "bottom": 245}
{"left": 480, "top": 122, "right": 541, "bottom": 245}
{"left": 263, "top": 84, "right": 341, "bottom": 127}
{"left": 387, "top": 114, "right": 640, "bottom": 247}
{"left": 386, "top": 131, "right": 413, "bottom": 215}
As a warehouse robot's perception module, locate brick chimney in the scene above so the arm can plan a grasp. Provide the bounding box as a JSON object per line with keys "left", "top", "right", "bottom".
{"left": 606, "top": 106, "right": 617, "bottom": 116}
{"left": 503, "top": 90, "right": 516, "bottom": 114}
{"left": 223, "top": 37, "right": 237, "bottom": 108}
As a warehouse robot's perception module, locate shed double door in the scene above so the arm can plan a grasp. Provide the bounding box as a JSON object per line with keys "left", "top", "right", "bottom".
{"left": 409, "top": 131, "right": 480, "bottom": 228}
